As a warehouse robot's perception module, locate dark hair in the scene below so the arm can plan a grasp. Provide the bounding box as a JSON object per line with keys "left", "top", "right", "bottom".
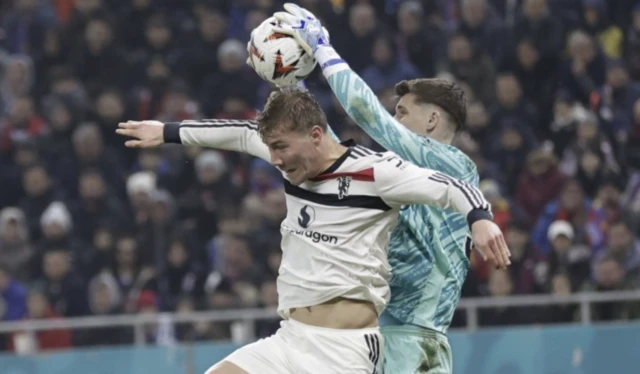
{"left": 256, "top": 88, "right": 328, "bottom": 139}
{"left": 395, "top": 78, "right": 467, "bottom": 131}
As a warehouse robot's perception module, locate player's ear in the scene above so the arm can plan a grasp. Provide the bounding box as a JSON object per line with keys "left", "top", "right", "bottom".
{"left": 310, "top": 125, "right": 323, "bottom": 145}
{"left": 428, "top": 110, "right": 439, "bottom": 125}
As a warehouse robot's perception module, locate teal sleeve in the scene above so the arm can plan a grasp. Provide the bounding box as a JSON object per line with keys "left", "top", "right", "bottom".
{"left": 326, "top": 68, "right": 475, "bottom": 182}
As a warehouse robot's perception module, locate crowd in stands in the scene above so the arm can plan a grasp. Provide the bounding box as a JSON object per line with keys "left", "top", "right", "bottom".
{"left": 0, "top": 0, "right": 639, "bottom": 351}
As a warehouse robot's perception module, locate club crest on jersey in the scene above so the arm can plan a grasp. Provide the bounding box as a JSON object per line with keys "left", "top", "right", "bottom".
{"left": 337, "top": 176, "right": 352, "bottom": 200}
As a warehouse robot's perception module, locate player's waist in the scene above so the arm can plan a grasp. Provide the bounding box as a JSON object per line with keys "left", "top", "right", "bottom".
{"left": 379, "top": 312, "right": 447, "bottom": 338}
{"left": 289, "top": 297, "right": 378, "bottom": 329}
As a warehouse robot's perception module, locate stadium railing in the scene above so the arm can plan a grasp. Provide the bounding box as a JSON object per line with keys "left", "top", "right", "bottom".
{"left": 1, "top": 290, "right": 639, "bottom": 345}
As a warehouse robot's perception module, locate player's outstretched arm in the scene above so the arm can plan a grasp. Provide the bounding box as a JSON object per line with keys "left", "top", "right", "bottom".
{"left": 272, "top": 4, "right": 425, "bottom": 165}
{"left": 374, "top": 155, "right": 511, "bottom": 269}
{"left": 116, "top": 119, "right": 271, "bottom": 162}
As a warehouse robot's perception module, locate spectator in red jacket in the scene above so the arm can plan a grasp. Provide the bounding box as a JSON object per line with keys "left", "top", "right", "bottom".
{"left": 8, "top": 289, "right": 72, "bottom": 353}
{"left": 515, "top": 148, "right": 567, "bottom": 225}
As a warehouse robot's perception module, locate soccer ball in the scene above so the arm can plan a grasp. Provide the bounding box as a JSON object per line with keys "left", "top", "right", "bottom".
{"left": 248, "top": 17, "right": 317, "bottom": 86}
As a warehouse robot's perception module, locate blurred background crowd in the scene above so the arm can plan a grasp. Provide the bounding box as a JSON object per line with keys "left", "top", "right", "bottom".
{"left": 0, "top": 0, "right": 639, "bottom": 352}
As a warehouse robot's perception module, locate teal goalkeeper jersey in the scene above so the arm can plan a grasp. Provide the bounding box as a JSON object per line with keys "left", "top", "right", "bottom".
{"left": 325, "top": 69, "right": 479, "bottom": 334}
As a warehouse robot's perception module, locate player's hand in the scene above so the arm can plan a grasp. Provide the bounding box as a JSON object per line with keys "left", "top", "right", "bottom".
{"left": 272, "top": 3, "right": 330, "bottom": 56}
{"left": 471, "top": 220, "right": 511, "bottom": 269}
{"left": 116, "top": 120, "right": 165, "bottom": 148}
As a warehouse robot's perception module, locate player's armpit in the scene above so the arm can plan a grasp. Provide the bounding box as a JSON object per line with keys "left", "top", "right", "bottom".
{"left": 164, "top": 119, "right": 272, "bottom": 162}
{"left": 373, "top": 155, "right": 492, "bottom": 227}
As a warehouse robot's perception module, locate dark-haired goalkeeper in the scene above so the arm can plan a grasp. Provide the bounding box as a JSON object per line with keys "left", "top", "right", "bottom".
{"left": 268, "top": 3, "right": 511, "bottom": 374}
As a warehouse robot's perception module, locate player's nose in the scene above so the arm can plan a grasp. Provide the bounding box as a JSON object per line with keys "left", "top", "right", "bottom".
{"left": 270, "top": 152, "right": 284, "bottom": 167}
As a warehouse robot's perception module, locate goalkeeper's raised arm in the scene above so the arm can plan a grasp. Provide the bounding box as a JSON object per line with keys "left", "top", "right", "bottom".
{"left": 273, "top": 3, "right": 475, "bottom": 180}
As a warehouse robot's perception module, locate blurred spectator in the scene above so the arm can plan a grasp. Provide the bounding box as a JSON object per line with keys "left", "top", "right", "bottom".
{"left": 0, "top": 208, "right": 33, "bottom": 282}
{"left": 395, "top": 0, "right": 441, "bottom": 77}
{"left": 490, "top": 73, "right": 539, "bottom": 140}
{"left": 512, "top": 0, "right": 565, "bottom": 63}
{"left": 69, "top": 168, "right": 128, "bottom": 243}
{"left": 457, "top": 0, "right": 505, "bottom": 63}
{"left": 75, "top": 271, "right": 132, "bottom": 347}
{"left": 0, "top": 55, "right": 34, "bottom": 117}
{"left": 545, "top": 220, "right": 592, "bottom": 291}
{"left": 31, "top": 201, "right": 84, "bottom": 279}
{"left": 35, "top": 250, "right": 87, "bottom": 317}
{"left": 0, "top": 95, "right": 47, "bottom": 153}
{"left": 533, "top": 179, "right": 607, "bottom": 254}
{"left": 2, "top": 0, "right": 56, "bottom": 55}
{"left": 0, "top": 266, "right": 27, "bottom": 322}
{"left": 478, "top": 269, "right": 533, "bottom": 327}
{"left": 157, "top": 237, "right": 206, "bottom": 311}
{"left": 6, "top": 289, "right": 72, "bottom": 353}
{"left": 580, "top": 0, "right": 624, "bottom": 60}
{"left": 515, "top": 148, "right": 566, "bottom": 224}
{"left": 505, "top": 221, "right": 546, "bottom": 294}
{"left": 442, "top": 32, "right": 495, "bottom": 106}
{"left": 200, "top": 39, "right": 257, "bottom": 117}
{"left": 588, "top": 255, "right": 640, "bottom": 320}
{"left": 561, "top": 30, "right": 607, "bottom": 105}
{"left": 595, "top": 221, "right": 640, "bottom": 282}
{"left": 180, "top": 7, "right": 228, "bottom": 90}
{"left": 19, "top": 164, "right": 62, "bottom": 240}
{"left": 559, "top": 112, "right": 620, "bottom": 183}
{"left": 361, "top": 33, "right": 420, "bottom": 94}
{"left": 55, "top": 122, "right": 125, "bottom": 199}
{"left": 540, "top": 273, "right": 578, "bottom": 323}
{"left": 333, "top": 3, "right": 379, "bottom": 73}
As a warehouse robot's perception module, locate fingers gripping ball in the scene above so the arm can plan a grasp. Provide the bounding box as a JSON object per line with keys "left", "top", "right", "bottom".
{"left": 248, "top": 17, "right": 317, "bottom": 86}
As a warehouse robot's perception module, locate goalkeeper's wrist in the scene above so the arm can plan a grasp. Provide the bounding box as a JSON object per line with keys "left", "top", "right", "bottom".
{"left": 314, "top": 45, "right": 349, "bottom": 78}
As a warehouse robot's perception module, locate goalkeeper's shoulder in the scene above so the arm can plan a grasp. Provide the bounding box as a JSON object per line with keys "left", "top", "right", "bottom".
{"left": 420, "top": 137, "right": 479, "bottom": 185}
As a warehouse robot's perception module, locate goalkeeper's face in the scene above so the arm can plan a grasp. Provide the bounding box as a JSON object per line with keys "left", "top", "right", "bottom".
{"left": 394, "top": 93, "right": 452, "bottom": 144}
{"left": 264, "top": 125, "right": 324, "bottom": 185}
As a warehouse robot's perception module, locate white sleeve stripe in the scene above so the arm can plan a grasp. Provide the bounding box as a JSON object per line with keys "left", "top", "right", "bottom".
{"left": 356, "top": 145, "right": 374, "bottom": 155}
{"left": 179, "top": 120, "right": 258, "bottom": 131}
{"left": 195, "top": 119, "right": 259, "bottom": 126}
{"left": 351, "top": 147, "right": 368, "bottom": 157}
{"left": 430, "top": 172, "right": 488, "bottom": 210}
{"left": 427, "top": 174, "right": 479, "bottom": 209}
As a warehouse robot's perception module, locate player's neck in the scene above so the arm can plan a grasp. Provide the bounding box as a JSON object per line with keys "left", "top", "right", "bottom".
{"left": 315, "top": 138, "right": 348, "bottom": 174}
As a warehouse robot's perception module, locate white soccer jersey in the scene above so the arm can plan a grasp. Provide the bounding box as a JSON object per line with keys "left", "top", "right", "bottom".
{"left": 164, "top": 119, "right": 491, "bottom": 318}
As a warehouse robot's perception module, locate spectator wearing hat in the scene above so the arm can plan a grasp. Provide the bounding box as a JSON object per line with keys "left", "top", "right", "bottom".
{"left": 178, "top": 150, "right": 239, "bottom": 247}
{"left": 136, "top": 289, "right": 176, "bottom": 346}
{"left": 0, "top": 207, "right": 32, "bottom": 283}
{"left": 126, "top": 171, "right": 156, "bottom": 225}
{"left": 545, "top": 220, "right": 592, "bottom": 291}
{"left": 31, "top": 201, "right": 84, "bottom": 279}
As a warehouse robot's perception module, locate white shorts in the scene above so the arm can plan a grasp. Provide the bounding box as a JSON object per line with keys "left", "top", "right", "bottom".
{"left": 206, "top": 319, "right": 383, "bottom": 374}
